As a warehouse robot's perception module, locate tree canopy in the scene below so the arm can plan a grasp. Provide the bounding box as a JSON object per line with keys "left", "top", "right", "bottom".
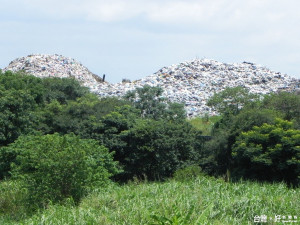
{"left": 232, "top": 119, "right": 300, "bottom": 186}
{"left": 202, "top": 86, "right": 300, "bottom": 186}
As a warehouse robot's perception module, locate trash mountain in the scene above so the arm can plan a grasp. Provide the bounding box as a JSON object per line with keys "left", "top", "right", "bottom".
{"left": 3, "top": 54, "right": 102, "bottom": 92}
{"left": 3, "top": 55, "right": 299, "bottom": 117}
{"left": 95, "top": 58, "right": 299, "bottom": 117}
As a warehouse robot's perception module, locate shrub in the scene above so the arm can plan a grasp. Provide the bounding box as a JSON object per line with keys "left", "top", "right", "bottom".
{"left": 111, "top": 119, "right": 202, "bottom": 181}
{"left": 232, "top": 119, "right": 300, "bottom": 186}
{"left": 10, "top": 133, "right": 120, "bottom": 208}
{"left": 0, "top": 146, "right": 19, "bottom": 179}
{"left": 0, "top": 89, "right": 37, "bottom": 147}
{"left": 173, "top": 165, "right": 203, "bottom": 182}
{"left": 41, "top": 77, "right": 88, "bottom": 104}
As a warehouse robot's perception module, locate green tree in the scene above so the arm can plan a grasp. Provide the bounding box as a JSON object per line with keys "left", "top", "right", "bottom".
{"left": 125, "top": 119, "right": 202, "bottom": 180}
{"left": 232, "top": 119, "right": 300, "bottom": 186}
{"left": 124, "top": 85, "right": 166, "bottom": 119}
{"left": 9, "top": 133, "right": 120, "bottom": 208}
{"left": 99, "top": 105, "right": 140, "bottom": 169}
{"left": 202, "top": 107, "right": 280, "bottom": 176}
{"left": 0, "top": 70, "right": 45, "bottom": 104}
{"left": 101, "top": 113, "right": 202, "bottom": 181}
{"left": 262, "top": 91, "right": 300, "bottom": 128}
{"left": 199, "top": 88, "right": 300, "bottom": 183}
{"left": 97, "top": 97, "right": 131, "bottom": 117}
{"left": 207, "top": 86, "right": 259, "bottom": 115}
{"left": 0, "top": 71, "right": 98, "bottom": 145}
{"left": 0, "top": 89, "right": 37, "bottom": 147}
{"left": 36, "top": 94, "right": 130, "bottom": 138}
{"left": 124, "top": 85, "right": 186, "bottom": 121}
{"left": 41, "top": 77, "right": 88, "bottom": 104}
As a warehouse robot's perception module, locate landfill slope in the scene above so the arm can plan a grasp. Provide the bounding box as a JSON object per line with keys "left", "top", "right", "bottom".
{"left": 96, "top": 58, "right": 299, "bottom": 117}
{"left": 3, "top": 54, "right": 102, "bottom": 92}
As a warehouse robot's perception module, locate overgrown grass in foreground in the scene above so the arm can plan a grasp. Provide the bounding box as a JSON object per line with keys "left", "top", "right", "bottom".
{"left": 1, "top": 175, "right": 299, "bottom": 225}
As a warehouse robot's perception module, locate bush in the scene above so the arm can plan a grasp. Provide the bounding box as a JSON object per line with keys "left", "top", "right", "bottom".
{"left": 0, "top": 89, "right": 37, "bottom": 147}
{"left": 108, "top": 118, "right": 202, "bottom": 181}
{"left": 232, "top": 119, "right": 300, "bottom": 186}
{"left": 41, "top": 77, "right": 89, "bottom": 104}
{"left": 10, "top": 133, "right": 120, "bottom": 208}
{"left": 0, "top": 146, "right": 19, "bottom": 179}
{"left": 173, "top": 165, "right": 203, "bottom": 182}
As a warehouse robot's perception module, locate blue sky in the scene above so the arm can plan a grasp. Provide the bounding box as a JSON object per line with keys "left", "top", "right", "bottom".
{"left": 1, "top": 0, "right": 300, "bottom": 83}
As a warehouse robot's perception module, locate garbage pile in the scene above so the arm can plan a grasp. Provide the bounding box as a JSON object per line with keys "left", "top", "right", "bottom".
{"left": 2, "top": 54, "right": 102, "bottom": 92}
{"left": 3, "top": 55, "right": 299, "bottom": 117}
{"left": 95, "top": 58, "right": 299, "bottom": 117}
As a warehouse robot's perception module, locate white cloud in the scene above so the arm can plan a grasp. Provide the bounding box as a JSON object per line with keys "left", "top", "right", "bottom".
{"left": 82, "top": 1, "right": 139, "bottom": 22}
{"left": 0, "top": 0, "right": 296, "bottom": 37}
{"left": 5, "top": 0, "right": 298, "bottom": 26}
{"left": 3, "top": 0, "right": 300, "bottom": 51}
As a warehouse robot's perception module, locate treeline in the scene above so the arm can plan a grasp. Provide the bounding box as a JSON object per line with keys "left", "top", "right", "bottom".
{"left": 0, "top": 70, "right": 299, "bottom": 212}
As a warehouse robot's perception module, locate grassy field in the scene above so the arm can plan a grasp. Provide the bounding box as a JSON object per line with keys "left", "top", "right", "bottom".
{"left": 1, "top": 175, "right": 299, "bottom": 225}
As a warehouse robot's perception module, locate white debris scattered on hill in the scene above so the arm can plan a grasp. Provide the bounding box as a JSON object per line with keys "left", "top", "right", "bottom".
{"left": 3, "top": 55, "right": 299, "bottom": 117}
{"left": 94, "top": 58, "right": 299, "bottom": 117}
{"left": 3, "top": 54, "right": 102, "bottom": 92}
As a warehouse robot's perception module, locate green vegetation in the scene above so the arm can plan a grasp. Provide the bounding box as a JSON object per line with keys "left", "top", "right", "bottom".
{"left": 9, "top": 133, "right": 120, "bottom": 208}
{"left": 207, "top": 86, "right": 259, "bottom": 115}
{"left": 124, "top": 85, "right": 186, "bottom": 121}
{"left": 99, "top": 106, "right": 203, "bottom": 181}
{"left": 232, "top": 119, "right": 300, "bottom": 187}
{"left": 173, "top": 165, "right": 203, "bottom": 182}
{"left": 0, "top": 70, "right": 299, "bottom": 224}
{"left": 0, "top": 180, "right": 28, "bottom": 220}
{"left": 201, "top": 87, "right": 300, "bottom": 186}
{"left": 189, "top": 115, "right": 221, "bottom": 135}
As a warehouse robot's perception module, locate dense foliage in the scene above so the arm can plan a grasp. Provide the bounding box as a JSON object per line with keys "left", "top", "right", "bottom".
{"left": 0, "top": 88, "right": 36, "bottom": 147}
{"left": 101, "top": 88, "right": 203, "bottom": 181}
{"left": 207, "top": 86, "right": 259, "bottom": 115}
{"left": 232, "top": 119, "right": 300, "bottom": 186}
{"left": 0, "top": 71, "right": 203, "bottom": 183}
{"left": 9, "top": 133, "right": 119, "bottom": 207}
{"left": 202, "top": 86, "right": 300, "bottom": 186}
{"left": 110, "top": 118, "right": 202, "bottom": 180}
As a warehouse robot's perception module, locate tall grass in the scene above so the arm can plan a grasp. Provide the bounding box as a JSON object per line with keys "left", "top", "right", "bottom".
{"left": 0, "top": 179, "right": 29, "bottom": 222}
{"left": 1, "top": 175, "right": 299, "bottom": 225}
